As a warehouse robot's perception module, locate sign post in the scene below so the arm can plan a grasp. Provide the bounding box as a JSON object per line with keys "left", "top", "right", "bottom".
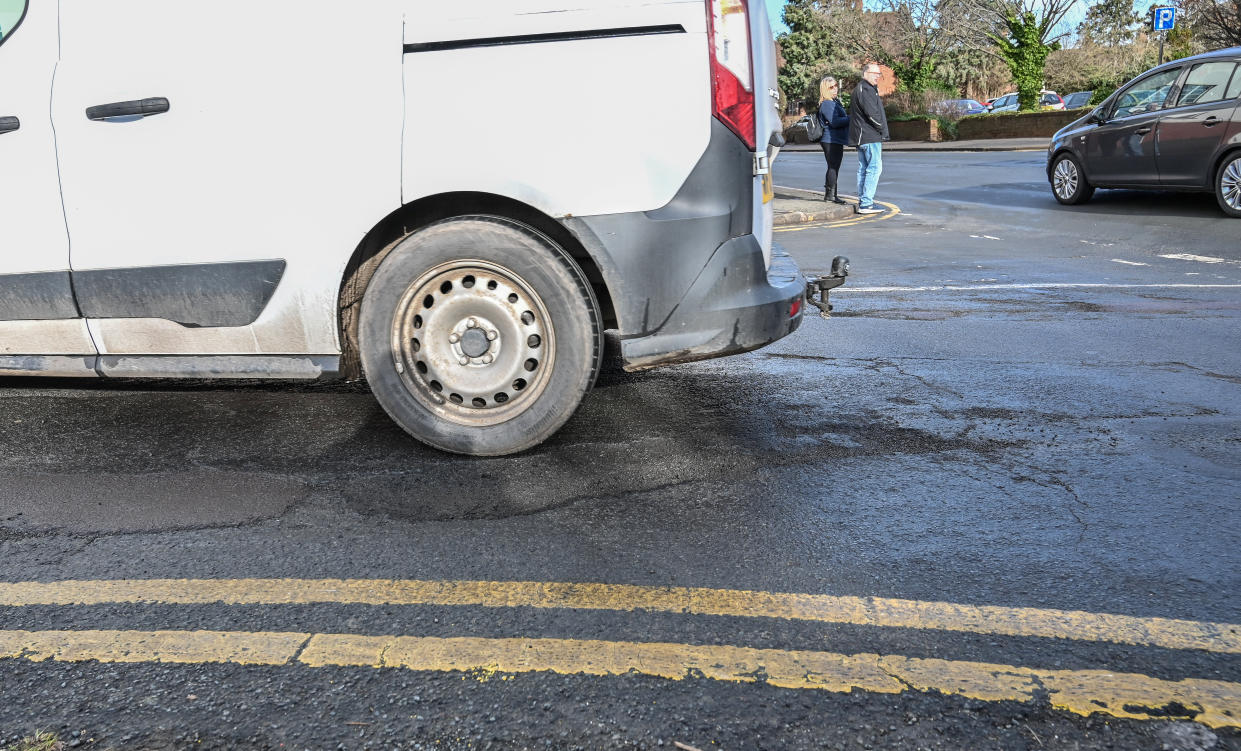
{"left": 1151, "top": 6, "right": 1176, "bottom": 63}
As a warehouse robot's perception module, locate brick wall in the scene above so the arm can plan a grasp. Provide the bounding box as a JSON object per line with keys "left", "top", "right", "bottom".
{"left": 957, "top": 110, "right": 1086, "bottom": 140}
{"left": 889, "top": 119, "right": 939, "bottom": 142}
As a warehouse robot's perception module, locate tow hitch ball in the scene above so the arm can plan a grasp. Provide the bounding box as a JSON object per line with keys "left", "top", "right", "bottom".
{"left": 805, "top": 256, "right": 850, "bottom": 318}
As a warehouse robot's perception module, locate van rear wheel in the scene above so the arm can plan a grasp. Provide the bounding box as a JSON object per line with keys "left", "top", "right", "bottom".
{"left": 359, "top": 216, "right": 602, "bottom": 456}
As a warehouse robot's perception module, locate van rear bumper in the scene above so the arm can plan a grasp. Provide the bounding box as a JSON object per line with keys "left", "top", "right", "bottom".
{"left": 617, "top": 237, "right": 805, "bottom": 371}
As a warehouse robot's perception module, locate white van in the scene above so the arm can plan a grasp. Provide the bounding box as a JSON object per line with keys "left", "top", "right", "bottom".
{"left": 0, "top": 0, "right": 813, "bottom": 455}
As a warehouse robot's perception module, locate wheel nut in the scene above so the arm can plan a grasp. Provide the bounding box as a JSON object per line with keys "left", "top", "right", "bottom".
{"left": 459, "top": 357, "right": 469, "bottom": 366}
{"left": 482, "top": 354, "right": 494, "bottom": 364}
{"left": 467, "top": 318, "right": 478, "bottom": 328}
{"left": 486, "top": 330, "right": 498, "bottom": 341}
{"left": 449, "top": 333, "right": 460, "bottom": 344}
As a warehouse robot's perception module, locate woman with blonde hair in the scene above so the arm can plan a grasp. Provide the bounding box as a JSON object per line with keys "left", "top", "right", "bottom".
{"left": 817, "top": 75, "right": 850, "bottom": 204}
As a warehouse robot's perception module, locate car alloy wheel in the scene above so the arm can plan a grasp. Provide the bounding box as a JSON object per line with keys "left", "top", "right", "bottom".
{"left": 1050, "top": 153, "right": 1093, "bottom": 205}
{"left": 1053, "top": 158, "right": 1079, "bottom": 201}
{"left": 1219, "top": 155, "right": 1241, "bottom": 216}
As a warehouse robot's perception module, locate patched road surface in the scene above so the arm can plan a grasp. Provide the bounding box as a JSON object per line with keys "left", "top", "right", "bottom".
{"left": 1, "top": 150, "right": 1239, "bottom": 750}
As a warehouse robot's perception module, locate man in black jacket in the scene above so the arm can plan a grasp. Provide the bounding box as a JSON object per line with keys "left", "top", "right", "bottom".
{"left": 848, "top": 63, "right": 889, "bottom": 214}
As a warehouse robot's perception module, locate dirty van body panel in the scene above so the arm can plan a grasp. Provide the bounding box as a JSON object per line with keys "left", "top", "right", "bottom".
{"left": 562, "top": 119, "right": 753, "bottom": 340}
{"left": 401, "top": 3, "right": 711, "bottom": 218}
{"left": 0, "top": 272, "right": 80, "bottom": 321}
{"left": 52, "top": 0, "right": 402, "bottom": 362}
{"left": 398, "top": 2, "right": 805, "bottom": 374}
{"left": 566, "top": 120, "right": 804, "bottom": 372}
{"left": 0, "top": 0, "right": 97, "bottom": 358}
{"left": 618, "top": 238, "right": 804, "bottom": 371}
{"left": 72, "top": 261, "right": 287, "bottom": 328}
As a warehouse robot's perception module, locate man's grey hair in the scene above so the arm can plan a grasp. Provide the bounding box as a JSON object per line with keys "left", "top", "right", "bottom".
{"left": 863, "top": 63, "right": 881, "bottom": 74}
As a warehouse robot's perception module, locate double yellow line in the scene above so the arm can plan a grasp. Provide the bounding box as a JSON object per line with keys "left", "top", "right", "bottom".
{"left": 2, "top": 578, "right": 1239, "bottom": 728}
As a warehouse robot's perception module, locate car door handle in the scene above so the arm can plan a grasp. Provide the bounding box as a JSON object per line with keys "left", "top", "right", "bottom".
{"left": 85, "top": 97, "right": 170, "bottom": 122}
{"left": 1136, "top": 126, "right": 1152, "bottom": 135}
{"left": 1203, "top": 116, "right": 1222, "bottom": 127}
{"left": 0, "top": 116, "right": 19, "bottom": 134}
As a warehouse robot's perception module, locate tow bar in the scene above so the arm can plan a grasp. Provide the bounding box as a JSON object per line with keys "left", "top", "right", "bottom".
{"left": 805, "top": 256, "right": 850, "bottom": 318}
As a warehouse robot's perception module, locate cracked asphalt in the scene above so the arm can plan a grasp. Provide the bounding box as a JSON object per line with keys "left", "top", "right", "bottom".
{"left": 1, "top": 151, "right": 1240, "bottom": 750}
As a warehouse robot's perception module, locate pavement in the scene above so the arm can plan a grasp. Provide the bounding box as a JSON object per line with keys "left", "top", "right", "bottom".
{"left": 781, "top": 136, "right": 1048, "bottom": 152}
{"left": 772, "top": 185, "right": 856, "bottom": 225}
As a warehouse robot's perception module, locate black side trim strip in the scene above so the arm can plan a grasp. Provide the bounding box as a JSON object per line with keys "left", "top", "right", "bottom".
{"left": 73, "top": 260, "right": 286, "bottom": 328}
{"left": 403, "top": 24, "right": 685, "bottom": 54}
{"left": 0, "top": 270, "right": 80, "bottom": 320}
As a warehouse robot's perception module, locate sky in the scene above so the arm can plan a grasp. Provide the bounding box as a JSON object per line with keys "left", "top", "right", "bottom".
{"left": 766, "top": 0, "right": 791, "bottom": 35}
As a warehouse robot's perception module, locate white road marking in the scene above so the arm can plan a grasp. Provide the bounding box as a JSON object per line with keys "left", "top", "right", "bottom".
{"left": 1160, "top": 253, "right": 1240, "bottom": 265}
{"left": 838, "top": 283, "right": 1241, "bottom": 293}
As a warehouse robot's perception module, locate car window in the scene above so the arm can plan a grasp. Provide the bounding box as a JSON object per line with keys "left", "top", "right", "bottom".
{"left": 0, "top": 0, "right": 27, "bottom": 46}
{"left": 1175, "top": 62, "right": 1238, "bottom": 106}
{"left": 1226, "top": 65, "right": 1241, "bottom": 100}
{"left": 1066, "top": 92, "right": 1092, "bottom": 108}
{"left": 1040, "top": 94, "right": 1058, "bottom": 105}
{"left": 1111, "top": 67, "right": 1181, "bottom": 119}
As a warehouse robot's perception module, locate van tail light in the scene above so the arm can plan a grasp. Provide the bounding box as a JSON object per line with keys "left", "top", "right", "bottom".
{"left": 706, "top": 0, "right": 755, "bottom": 151}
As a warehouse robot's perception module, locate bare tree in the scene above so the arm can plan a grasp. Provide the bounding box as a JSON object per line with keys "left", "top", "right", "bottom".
{"left": 1180, "top": 0, "right": 1241, "bottom": 47}
{"left": 943, "top": 0, "right": 1081, "bottom": 109}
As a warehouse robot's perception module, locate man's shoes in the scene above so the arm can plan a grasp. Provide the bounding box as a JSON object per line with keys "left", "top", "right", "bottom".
{"left": 856, "top": 205, "right": 883, "bottom": 215}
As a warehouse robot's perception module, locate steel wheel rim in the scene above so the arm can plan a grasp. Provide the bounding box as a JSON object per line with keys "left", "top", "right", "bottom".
{"left": 391, "top": 260, "right": 555, "bottom": 427}
{"left": 1223, "top": 158, "right": 1241, "bottom": 211}
{"left": 1054, "top": 159, "right": 1078, "bottom": 200}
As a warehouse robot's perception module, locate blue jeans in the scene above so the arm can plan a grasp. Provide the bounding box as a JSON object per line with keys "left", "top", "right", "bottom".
{"left": 856, "top": 142, "right": 883, "bottom": 208}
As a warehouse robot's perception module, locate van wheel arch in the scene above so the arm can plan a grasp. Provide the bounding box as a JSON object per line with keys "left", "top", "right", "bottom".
{"left": 338, "top": 193, "right": 617, "bottom": 381}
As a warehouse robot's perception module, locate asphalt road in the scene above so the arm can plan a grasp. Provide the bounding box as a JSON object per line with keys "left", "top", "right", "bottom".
{"left": 1, "top": 151, "right": 1240, "bottom": 750}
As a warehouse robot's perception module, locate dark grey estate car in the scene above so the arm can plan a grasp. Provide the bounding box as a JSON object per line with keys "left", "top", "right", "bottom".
{"left": 1047, "top": 47, "right": 1241, "bottom": 217}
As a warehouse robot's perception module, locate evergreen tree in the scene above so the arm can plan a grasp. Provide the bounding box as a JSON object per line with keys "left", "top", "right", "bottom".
{"left": 1078, "top": 0, "right": 1143, "bottom": 45}
{"left": 777, "top": 0, "right": 836, "bottom": 108}
{"left": 991, "top": 11, "right": 1062, "bottom": 110}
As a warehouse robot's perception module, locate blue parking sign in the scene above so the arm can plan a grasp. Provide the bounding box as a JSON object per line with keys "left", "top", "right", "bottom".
{"left": 1153, "top": 6, "right": 1176, "bottom": 30}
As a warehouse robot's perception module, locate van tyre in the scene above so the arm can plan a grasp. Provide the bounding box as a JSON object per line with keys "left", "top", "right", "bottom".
{"left": 359, "top": 215, "right": 603, "bottom": 456}
{"left": 1215, "top": 153, "right": 1241, "bottom": 218}
{"left": 1051, "top": 153, "right": 1094, "bottom": 205}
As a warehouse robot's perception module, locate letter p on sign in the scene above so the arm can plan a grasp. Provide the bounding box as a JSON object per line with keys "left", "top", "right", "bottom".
{"left": 1153, "top": 6, "right": 1176, "bottom": 30}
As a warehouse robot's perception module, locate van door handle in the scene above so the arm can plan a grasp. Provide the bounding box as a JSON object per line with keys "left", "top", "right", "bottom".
{"left": 0, "top": 116, "right": 19, "bottom": 134}
{"left": 85, "top": 97, "right": 170, "bottom": 122}
{"left": 1136, "top": 126, "right": 1152, "bottom": 135}
{"left": 1203, "top": 116, "right": 1222, "bottom": 127}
